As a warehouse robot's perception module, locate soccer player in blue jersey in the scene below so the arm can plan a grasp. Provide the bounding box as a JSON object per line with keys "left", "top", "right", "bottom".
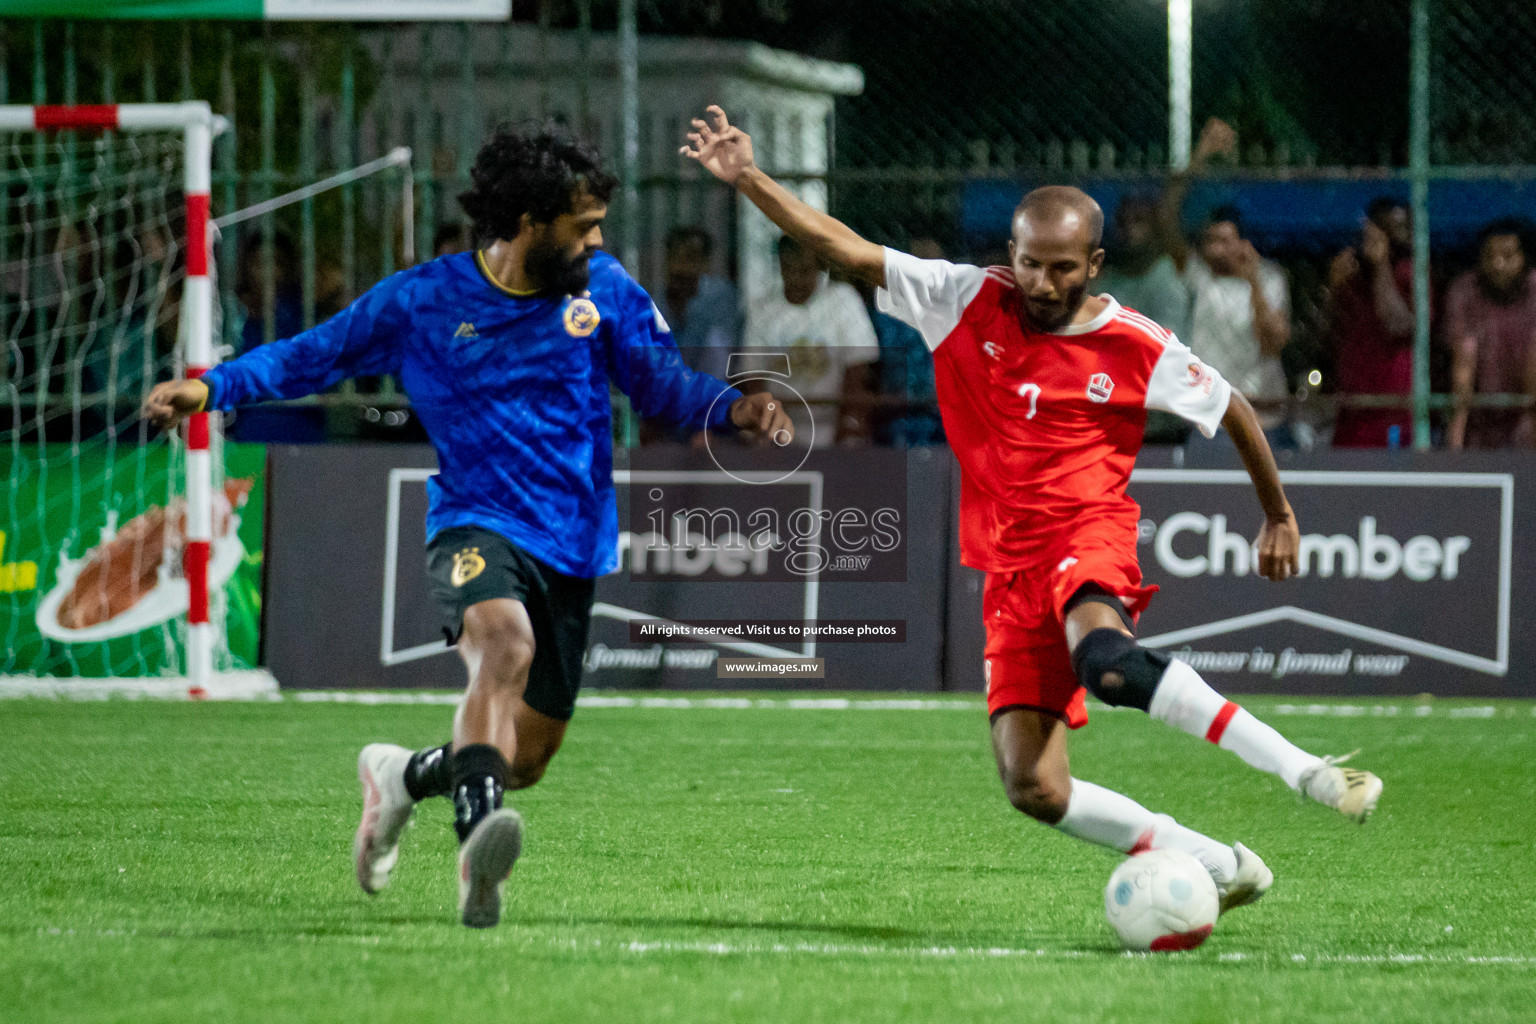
{"left": 144, "top": 125, "right": 792, "bottom": 928}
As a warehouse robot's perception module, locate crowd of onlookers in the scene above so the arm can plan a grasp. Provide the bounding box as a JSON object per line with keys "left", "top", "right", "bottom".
{"left": 219, "top": 119, "right": 1536, "bottom": 451}
{"left": 10, "top": 123, "right": 1532, "bottom": 454}
{"left": 641, "top": 119, "right": 1536, "bottom": 452}
{"left": 641, "top": 223, "right": 961, "bottom": 449}
{"left": 1090, "top": 118, "right": 1536, "bottom": 451}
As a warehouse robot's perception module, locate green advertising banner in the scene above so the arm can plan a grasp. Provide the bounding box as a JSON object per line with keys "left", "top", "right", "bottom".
{"left": 1, "top": 0, "right": 509, "bottom": 20}
{"left": 0, "top": 442, "right": 265, "bottom": 678}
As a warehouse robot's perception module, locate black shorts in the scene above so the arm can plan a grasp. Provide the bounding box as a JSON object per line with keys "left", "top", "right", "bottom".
{"left": 426, "top": 525, "right": 595, "bottom": 721}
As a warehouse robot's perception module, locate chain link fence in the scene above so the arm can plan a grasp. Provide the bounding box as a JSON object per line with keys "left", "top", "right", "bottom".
{"left": 1433, "top": 0, "right": 1536, "bottom": 164}
{"left": 4, "top": 2, "right": 1535, "bottom": 446}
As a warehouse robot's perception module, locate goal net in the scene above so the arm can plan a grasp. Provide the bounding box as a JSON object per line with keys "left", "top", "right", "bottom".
{"left": 0, "top": 103, "right": 272, "bottom": 699}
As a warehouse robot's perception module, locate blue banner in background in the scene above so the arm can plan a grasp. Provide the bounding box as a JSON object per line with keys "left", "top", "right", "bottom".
{"left": 962, "top": 174, "right": 1536, "bottom": 252}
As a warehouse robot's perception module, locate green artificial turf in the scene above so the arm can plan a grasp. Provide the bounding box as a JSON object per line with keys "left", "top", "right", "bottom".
{"left": 1, "top": 693, "right": 1533, "bottom": 1023}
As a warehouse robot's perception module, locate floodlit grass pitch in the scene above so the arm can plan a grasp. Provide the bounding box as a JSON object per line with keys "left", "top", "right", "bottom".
{"left": 1, "top": 695, "right": 1533, "bottom": 1023}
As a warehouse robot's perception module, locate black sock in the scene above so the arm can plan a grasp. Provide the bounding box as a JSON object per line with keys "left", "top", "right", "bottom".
{"left": 451, "top": 743, "right": 508, "bottom": 843}
{"left": 402, "top": 743, "right": 453, "bottom": 801}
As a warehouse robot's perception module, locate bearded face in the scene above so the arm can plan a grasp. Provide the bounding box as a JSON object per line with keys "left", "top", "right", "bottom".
{"left": 1010, "top": 213, "right": 1102, "bottom": 332}
{"left": 1478, "top": 233, "right": 1527, "bottom": 303}
{"left": 525, "top": 227, "right": 595, "bottom": 296}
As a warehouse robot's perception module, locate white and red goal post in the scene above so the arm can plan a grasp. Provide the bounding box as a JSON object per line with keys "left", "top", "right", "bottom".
{"left": 0, "top": 102, "right": 271, "bottom": 700}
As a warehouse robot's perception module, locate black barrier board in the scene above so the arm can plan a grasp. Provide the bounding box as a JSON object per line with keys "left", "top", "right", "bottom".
{"left": 265, "top": 444, "right": 1534, "bottom": 697}
{"left": 590, "top": 445, "right": 941, "bottom": 690}
{"left": 265, "top": 443, "right": 947, "bottom": 692}
{"left": 945, "top": 448, "right": 1534, "bottom": 698}
{"left": 1131, "top": 468, "right": 1510, "bottom": 693}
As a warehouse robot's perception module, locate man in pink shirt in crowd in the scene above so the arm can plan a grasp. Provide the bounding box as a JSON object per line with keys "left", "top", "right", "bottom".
{"left": 1325, "top": 198, "right": 1419, "bottom": 447}
{"left": 1446, "top": 217, "right": 1536, "bottom": 449}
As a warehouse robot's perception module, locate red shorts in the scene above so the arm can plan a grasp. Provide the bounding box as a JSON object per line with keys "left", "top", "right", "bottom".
{"left": 983, "top": 536, "right": 1158, "bottom": 729}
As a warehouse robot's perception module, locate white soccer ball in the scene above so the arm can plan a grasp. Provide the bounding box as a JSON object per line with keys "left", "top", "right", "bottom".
{"left": 1104, "top": 848, "right": 1220, "bottom": 952}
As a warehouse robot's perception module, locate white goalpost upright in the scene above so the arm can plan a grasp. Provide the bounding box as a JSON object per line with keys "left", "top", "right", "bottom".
{"left": 0, "top": 101, "right": 274, "bottom": 700}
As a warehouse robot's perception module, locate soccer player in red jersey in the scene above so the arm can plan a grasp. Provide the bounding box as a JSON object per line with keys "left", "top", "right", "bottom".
{"left": 684, "top": 107, "right": 1382, "bottom": 914}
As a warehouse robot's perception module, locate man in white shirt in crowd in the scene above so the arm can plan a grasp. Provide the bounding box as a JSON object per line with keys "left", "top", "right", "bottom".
{"left": 1163, "top": 120, "right": 1294, "bottom": 445}
{"left": 741, "top": 233, "right": 879, "bottom": 445}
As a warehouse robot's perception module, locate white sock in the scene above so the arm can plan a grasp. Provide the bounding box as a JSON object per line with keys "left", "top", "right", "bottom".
{"left": 1055, "top": 778, "right": 1237, "bottom": 886}
{"left": 1148, "top": 658, "right": 1323, "bottom": 790}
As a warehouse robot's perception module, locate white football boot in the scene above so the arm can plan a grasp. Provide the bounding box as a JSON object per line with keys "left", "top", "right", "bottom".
{"left": 353, "top": 743, "right": 417, "bottom": 894}
{"left": 1299, "top": 752, "right": 1384, "bottom": 823}
{"left": 458, "top": 807, "right": 524, "bottom": 929}
{"left": 1216, "top": 842, "right": 1274, "bottom": 916}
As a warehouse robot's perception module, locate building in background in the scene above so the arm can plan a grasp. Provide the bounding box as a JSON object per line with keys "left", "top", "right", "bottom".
{"left": 357, "top": 26, "right": 862, "bottom": 304}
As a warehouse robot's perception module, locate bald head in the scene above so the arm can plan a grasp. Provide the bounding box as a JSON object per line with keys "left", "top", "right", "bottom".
{"left": 1007, "top": 185, "right": 1106, "bottom": 331}
{"left": 1013, "top": 186, "right": 1104, "bottom": 253}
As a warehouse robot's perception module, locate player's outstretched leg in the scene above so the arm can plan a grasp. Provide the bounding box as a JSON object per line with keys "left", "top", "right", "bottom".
{"left": 417, "top": 532, "right": 587, "bottom": 925}
{"left": 992, "top": 708, "right": 1271, "bottom": 914}
{"left": 1067, "top": 604, "right": 1383, "bottom": 822}
{"left": 1150, "top": 654, "right": 1383, "bottom": 821}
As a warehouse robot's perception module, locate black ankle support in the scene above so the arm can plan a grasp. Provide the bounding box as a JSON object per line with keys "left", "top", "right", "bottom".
{"left": 451, "top": 744, "right": 508, "bottom": 843}
{"left": 403, "top": 743, "right": 454, "bottom": 802}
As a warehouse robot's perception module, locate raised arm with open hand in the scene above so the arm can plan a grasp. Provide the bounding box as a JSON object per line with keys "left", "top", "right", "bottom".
{"left": 680, "top": 105, "right": 886, "bottom": 288}
{"left": 1160, "top": 116, "right": 1237, "bottom": 273}
{"left": 678, "top": 104, "right": 757, "bottom": 186}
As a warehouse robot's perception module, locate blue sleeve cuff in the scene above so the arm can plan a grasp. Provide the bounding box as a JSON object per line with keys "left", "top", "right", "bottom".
{"left": 199, "top": 369, "right": 223, "bottom": 411}
{"left": 709, "top": 386, "right": 745, "bottom": 432}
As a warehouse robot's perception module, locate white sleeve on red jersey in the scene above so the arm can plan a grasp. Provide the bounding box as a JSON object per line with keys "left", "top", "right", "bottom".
{"left": 875, "top": 247, "right": 988, "bottom": 352}
{"left": 1144, "top": 333, "right": 1233, "bottom": 438}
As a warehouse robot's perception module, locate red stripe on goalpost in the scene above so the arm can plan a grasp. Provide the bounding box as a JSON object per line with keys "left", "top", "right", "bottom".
{"left": 185, "top": 365, "right": 210, "bottom": 452}
{"left": 185, "top": 193, "right": 210, "bottom": 278}
{"left": 187, "top": 411, "right": 210, "bottom": 451}
{"left": 184, "top": 540, "right": 211, "bottom": 625}
{"left": 1205, "top": 701, "right": 1240, "bottom": 744}
{"left": 183, "top": 358, "right": 211, "bottom": 629}
{"left": 34, "top": 105, "right": 119, "bottom": 130}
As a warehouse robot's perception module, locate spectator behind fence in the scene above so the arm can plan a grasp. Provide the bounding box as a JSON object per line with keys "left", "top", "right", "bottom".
{"left": 656, "top": 225, "right": 739, "bottom": 381}
{"left": 1094, "top": 194, "right": 1189, "bottom": 341}
{"left": 1325, "top": 198, "right": 1419, "bottom": 447}
{"left": 870, "top": 235, "right": 944, "bottom": 446}
{"left": 742, "top": 233, "right": 878, "bottom": 445}
{"left": 229, "top": 229, "right": 325, "bottom": 443}
{"left": 1446, "top": 218, "right": 1536, "bottom": 449}
{"left": 1164, "top": 118, "right": 1294, "bottom": 444}
{"left": 1097, "top": 194, "right": 1191, "bottom": 443}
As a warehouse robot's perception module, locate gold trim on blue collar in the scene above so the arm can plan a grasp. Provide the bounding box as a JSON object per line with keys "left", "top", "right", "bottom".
{"left": 476, "top": 249, "right": 539, "bottom": 297}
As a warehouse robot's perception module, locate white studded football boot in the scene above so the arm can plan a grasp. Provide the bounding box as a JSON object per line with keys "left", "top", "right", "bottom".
{"left": 353, "top": 743, "right": 417, "bottom": 894}
{"left": 1299, "top": 753, "right": 1384, "bottom": 823}
{"left": 1216, "top": 842, "right": 1274, "bottom": 915}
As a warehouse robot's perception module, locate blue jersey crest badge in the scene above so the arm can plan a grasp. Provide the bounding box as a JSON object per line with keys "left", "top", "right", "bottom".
{"left": 564, "top": 297, "right": 601, "bottom": 337}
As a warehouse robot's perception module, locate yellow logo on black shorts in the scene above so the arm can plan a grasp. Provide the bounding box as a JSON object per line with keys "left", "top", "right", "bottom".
{"left": 451, "top": 547, "right": 486, "bottom": 587}
{"left": 564, "top": 297, "right": 601, "bottom": 338}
